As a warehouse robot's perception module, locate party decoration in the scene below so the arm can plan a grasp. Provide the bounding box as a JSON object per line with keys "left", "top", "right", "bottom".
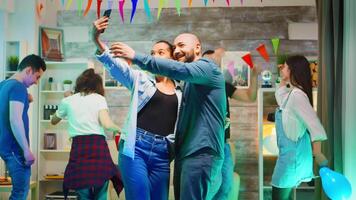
{"left": 36, "top": 1, "right": 44, "bottom": 20}
{"left": 77, "top": 0, "right": 83, "bottom": 16}
{"left": 143, "top": 0, "right": 153, "bottom": 22}
{"left": 241, "top": 0, "right": 243, "bottom": 5}
{"left": 119, "top": 0, "right": 125, "bottom": 22}
{"left": 226, "top": 0, "right": 230, "bottom": 6}
{"left": 175, "top": 0, "right": 181, "bottom": 16}
{"left": 241, "top": 53, "right": 254, "bottom": 68}
{"left": 97, "top": 0, "right": 102, "bottom": 19}
{"left": 83, "top": 0, "right": 93, "bottom": 17}
{"left": 256, "top": 44, "right": 270, "bottom": 62}
{"left": 61, "top": 0, "right": 65, "bottom": 7}
{"left": 130, "top": 0, "right": 138, "bottom": 23}
{"left": 188, "top": 0, "right": 192, "bottom": 7}
{"left": 271, "top": 38, "right": 280, "bottom": 55}
{"left": 319, "top": 167, "right": 352, "bottom": 200}
{"left": 157, "top": 0, "right": 165, "bottom": 20}
{"left": 65, "top": 0, "right": 73, "bottom": 10}
{"left": 108, "top": 0, "right": 113, "bottom": 9}
{"left": 204, "top": 0, "right": 208, "bottom": 6}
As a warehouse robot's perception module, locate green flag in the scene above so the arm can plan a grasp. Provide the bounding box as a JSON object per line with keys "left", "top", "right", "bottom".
{"left": 271, "top": 38, "right": 280, "bottom": 55}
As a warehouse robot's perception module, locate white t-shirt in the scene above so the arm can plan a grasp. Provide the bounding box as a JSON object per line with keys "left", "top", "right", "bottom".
{"left": 56, "top": 93, "right": 108, "bottom": 138}
{"left": 275, "top": 86, "right": 327, "bottom": 142}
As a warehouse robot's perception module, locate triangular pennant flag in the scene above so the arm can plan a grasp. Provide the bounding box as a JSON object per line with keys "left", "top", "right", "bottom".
{"left": 36, "top": 0, "right": 44, "bottom": 20}
{"left": 144, "top": 0, "right": 152, "bottom": 22}
{"left": 157, "top": 0, "right": 164, "bottom": 20}
{"left": 96, "top": 0, "right": 102, "bottom": 19}
{"left": 242, "top": 53, "right": 254, "bottom": 68}
{"left": 83, "top": 0, "right": 93, "bottom": 16}
{"left": 130, "top": 0, "right": 138, "bottom": 23}
{"left": 256, "top": 44, "right": 270, "bottom": 62}
{"left": 65, "top": 0, "right": 73, "bottom": 10}
{"left": 271, "top": 38, "right": 280, "bottom": 55}
{"left": 119, "top": 0, "right": 125, "bottom": 22}
{"left": 108, "top": 0, "right": 113, "bottom": 9}
{"left": 204, "top": 0, "right": 208, "bottom": 6}
{"left": 61, "top": 0, "right": 65, "bottom": 7}
{"left": 226, "top": 0, "right": 230, "bottom": 6}
{"left": 241, "top": 0, "right": 243, "bottom": 5}
{"left": 175, "top": 0, "right": 181, "bottom": 16}
{"left": 188, "top": 0, "right": 192, "bottom": 7}
{"left": 77, "top": 0, "right": 83, "bottom": 16}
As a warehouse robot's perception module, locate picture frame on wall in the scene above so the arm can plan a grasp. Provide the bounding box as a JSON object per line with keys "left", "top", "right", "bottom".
{"left": 221, "top": 51, "right": 251, "bottom": 89}
{"left": 39, "top": 27, "right": 64, "bottom": 61}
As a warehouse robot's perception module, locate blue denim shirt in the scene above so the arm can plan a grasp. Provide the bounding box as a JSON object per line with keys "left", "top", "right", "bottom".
{"left": 133, "top": 53, "right": 226, "bottom": 159}
{"left": 96, "top": 49, "right": 182, "bottom": 158}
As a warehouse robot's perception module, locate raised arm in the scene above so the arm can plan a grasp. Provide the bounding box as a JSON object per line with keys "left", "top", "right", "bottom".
{"left": 92, "top": 17, "right": 137, "bottom": 90}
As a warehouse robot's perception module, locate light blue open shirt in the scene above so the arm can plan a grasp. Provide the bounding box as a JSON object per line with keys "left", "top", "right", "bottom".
{"left": 96, "top": 49, "right": 182, "bottom": 159}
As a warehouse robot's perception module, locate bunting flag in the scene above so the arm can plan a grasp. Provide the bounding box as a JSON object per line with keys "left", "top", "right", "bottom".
{"left": 108, "top": 0, "right": 113, "bottom": 9}
{"left": 119, "top": 0, "right": 125, "bottom": 22}
{"left": 61, "top": 0, "right": 65, "bottom": 7}
{"left": 175, "top": 0, "right": 181, "bottom": 16}
{"left": 65, "top": 0, "right": 73, "bottom": 10}
{"left": 241, "top": 0, "right": 243, "bottom": 5}
{"left": 242, "top": 53, "right": 254, "bottom": 68}
{"left": 157, "top": 0, "right": 164, "bottom": 19}
{"left": 226, "top": 0, "right": 230, "bottom": 6}
{"left": 83, "top": 0, "right": 93, "bottom": 17}
{"left": 204, "top": 0, "right": 208, "bottom": 6}
{"left": 130, "top": 0, "right": 138, "bottom": 23}
{"left": 271, "top": 38, "right": 280, "bottom": 55}
{"left": 36, "top": 1, "right": 44, "bottom": 20}
{"left": 144, "top": 0, "right": 153, "bottom": 22}
{"left": 97, "top": 0, "right": 102, "bottom": 19}
{"left": 77, "top": 0, "right": 83, "bottom": 16}
{"left": 188, "top": 0, "right": 192, "bottom": 7}
{"left": 256, "top": 44, "right": 270, "bottom": 62}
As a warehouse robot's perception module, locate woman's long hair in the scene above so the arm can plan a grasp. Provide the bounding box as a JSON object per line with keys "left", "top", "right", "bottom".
{"left": 74, "top": 68, "right": 105, "bottom": 96}
{"left": 286, "top": 55, "right": 313, "bottom": 105}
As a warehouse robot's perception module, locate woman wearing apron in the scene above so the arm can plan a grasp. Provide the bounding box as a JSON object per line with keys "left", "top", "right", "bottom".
{"left": 272, "top": 55, "right": 328, "bottom": 200}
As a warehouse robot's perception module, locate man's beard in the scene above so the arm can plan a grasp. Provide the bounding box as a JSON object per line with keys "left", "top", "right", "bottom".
{"left": 175, "top": 50, "right": 195, "bottom": 63}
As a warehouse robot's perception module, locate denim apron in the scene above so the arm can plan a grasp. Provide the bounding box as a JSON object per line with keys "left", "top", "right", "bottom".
{"left": 271, "top": 90, "right": 314, "bottom": 188}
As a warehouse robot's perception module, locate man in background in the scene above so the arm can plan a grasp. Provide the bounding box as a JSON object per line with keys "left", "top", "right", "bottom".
{"left": 0, "top": 54, "right": 46, "bottom": 200}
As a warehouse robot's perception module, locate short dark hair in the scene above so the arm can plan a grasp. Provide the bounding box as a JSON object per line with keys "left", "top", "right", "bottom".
{"left": 74, "top": 68, "right": 105, "bottom": 96}
{"left": 202, "top": 50, "right": 215, "bottom": 57}
{"left": 155, "top": 40, "right": 174, "bottom": 57}
{"left": 18, "top": 54, "right": 46, "bottom": 72}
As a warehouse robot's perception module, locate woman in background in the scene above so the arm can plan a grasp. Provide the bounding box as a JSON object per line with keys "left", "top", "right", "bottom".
{"left": 272, "top": 55, "right": 328, "bottom": 200}
{"left": 51, "top": 68, "right": 120, "bottom": 199}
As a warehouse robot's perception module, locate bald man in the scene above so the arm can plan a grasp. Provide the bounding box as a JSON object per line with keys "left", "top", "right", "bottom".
{"left": 107, "top": 33, "right": 226, "bottom": 200}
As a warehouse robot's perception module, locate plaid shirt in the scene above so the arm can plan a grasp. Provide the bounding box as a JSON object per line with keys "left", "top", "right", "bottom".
{"left": 63, "top": 135, "right": 120, "bottom": 197}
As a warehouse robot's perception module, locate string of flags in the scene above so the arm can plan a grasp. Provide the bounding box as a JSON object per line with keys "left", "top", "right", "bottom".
{"left": 31, "top": 0, "right": 268, "bottom": 23}
{"left": 240, "top": 38, "right": 281, "bottom": 69}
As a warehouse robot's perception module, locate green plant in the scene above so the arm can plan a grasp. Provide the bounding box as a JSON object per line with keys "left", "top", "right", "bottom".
{"left": 63, "top": 80, "right": 72, "bottom": 84}
{"left": 8, "top": 56, "right": 19, "bottom": 70}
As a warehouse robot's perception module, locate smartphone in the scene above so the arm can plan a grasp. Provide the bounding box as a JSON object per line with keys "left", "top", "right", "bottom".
{"left": 101, "top": 9, "right": 112, "bottom": 33}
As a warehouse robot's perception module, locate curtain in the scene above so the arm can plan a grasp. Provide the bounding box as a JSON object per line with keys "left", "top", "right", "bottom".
{"left": 315, "top": 0, "right": 344, "bottom": 199}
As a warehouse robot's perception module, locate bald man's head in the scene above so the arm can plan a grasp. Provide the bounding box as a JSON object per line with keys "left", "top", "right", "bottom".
{"left": 173, "top": 33, "right": 202, "bottom": 63}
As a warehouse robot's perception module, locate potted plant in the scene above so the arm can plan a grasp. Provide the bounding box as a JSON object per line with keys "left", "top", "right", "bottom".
{"left": 63, "top": 80, "right": 72, "bottom": 91}
{"left": 8, "top": 56, "right": 19, "bottom": 71}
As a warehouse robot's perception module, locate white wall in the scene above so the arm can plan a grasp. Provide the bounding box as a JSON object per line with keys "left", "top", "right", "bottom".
{"left": 343, "top": 0, "right": 356, "bottom": 199}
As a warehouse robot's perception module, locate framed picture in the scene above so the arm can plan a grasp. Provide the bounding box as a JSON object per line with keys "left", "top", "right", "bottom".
{"left": 39, "top": 27, "right": 64, "bottom": 61}
{"left": 221, "top": 51, "right": 251, "bottom": 89}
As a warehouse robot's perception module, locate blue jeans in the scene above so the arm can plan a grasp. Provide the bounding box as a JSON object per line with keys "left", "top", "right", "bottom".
{"left": 119, "top": 128, "right": 170, "bottom": 200}
{"left": 174, "top": 148, "right": 223, "bottom": 200}
{"left": 0, "top": 152, "right": 31, "bottom": 200}
{"left": 76, "top": 181, "right": 108, "bottom": 200}
{"left": 213, "top": 143, "right": 234, "bottom": 200}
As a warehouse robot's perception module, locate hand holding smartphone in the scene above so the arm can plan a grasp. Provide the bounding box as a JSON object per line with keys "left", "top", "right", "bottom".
{"left": 101, "top": 9, "right": 112, "bottom": 33}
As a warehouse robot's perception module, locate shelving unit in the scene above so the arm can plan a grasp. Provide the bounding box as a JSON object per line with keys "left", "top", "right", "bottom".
{"left": 37, "top": 59, "right": 88, "bottom": 199}
{"left": 258, "top": 88, "right": 318, "bottom": 200}
{"left": 2, "top": 41, "right": 28, "bottom": 80}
